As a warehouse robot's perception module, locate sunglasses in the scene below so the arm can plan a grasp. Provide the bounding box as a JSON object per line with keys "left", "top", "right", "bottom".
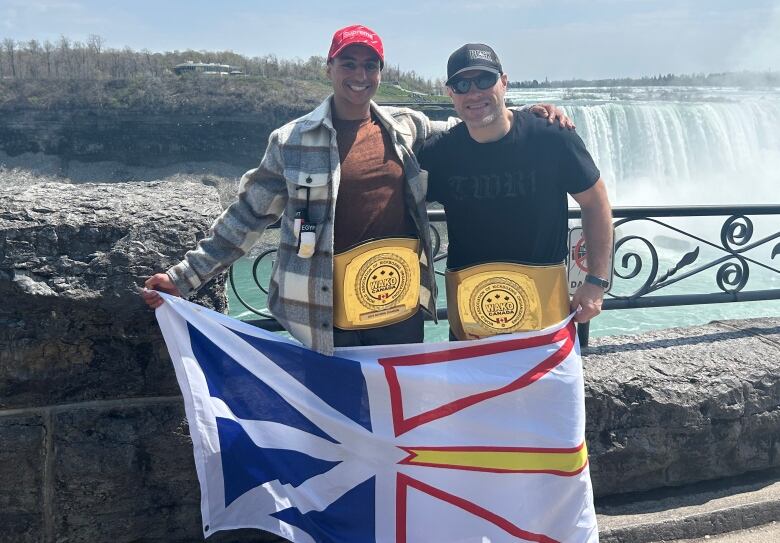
{"left": 448, "top": 72, "right": 500, "bottom": 94}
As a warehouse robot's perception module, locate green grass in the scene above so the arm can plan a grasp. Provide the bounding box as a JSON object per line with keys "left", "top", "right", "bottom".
{"left": 374, "top": 83, "right": 450, "bottom": 104}
{"left": 0, "top": 76, "right": 451, "bottom": 113}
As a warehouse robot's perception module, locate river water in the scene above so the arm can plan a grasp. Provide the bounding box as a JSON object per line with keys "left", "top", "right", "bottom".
{"left": 228, "top": 86, "right": 780, "bottom": 339}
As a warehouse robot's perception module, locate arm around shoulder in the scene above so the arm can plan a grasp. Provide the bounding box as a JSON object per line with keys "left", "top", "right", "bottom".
{"left": 402, "top": 108, "right": 459, "bottom": 150}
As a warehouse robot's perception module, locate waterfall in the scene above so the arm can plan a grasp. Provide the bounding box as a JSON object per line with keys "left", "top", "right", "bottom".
{"left": 508, "top": 88, "right": 780, "bottom": 205}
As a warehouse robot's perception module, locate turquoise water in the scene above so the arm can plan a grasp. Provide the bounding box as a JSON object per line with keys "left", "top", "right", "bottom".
{"left": 226, "top": 241, "right": 780, "bottom": 342}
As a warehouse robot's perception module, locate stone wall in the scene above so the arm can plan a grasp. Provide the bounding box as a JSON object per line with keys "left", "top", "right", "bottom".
{"left": 1, "top": 180, "right": 779, "bottom": 542}
{"left": 0, "top": 181, "right": 274, "bottom": 542}
{"left": 585, "top": 320, "right": 780, "bottom": 496}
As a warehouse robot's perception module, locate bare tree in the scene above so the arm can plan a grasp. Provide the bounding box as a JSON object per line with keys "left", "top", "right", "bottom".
{"left": 0, "top": 33, "right": 439, "bottom": 94}
{"left": 87, "top": 34, "right": 104, "bottom": 55}
{"left": 142, "top": 48, "right": 155, "bottom": 77}
{"left": 26, "top": 39, "right": 42, "bottom": 78}
{"left": 43, "top": 40, "right": 53, "bottom": 77}
{"left": 88, "top": 34, "right": 104, "bottom": 74}
{"left": 72, "top": 40, "right": 86, "bottom": 78}
{"left": 57, "top": 35, "right": 71, "bottom": 78}
{"left": 3, "top": 38, "right": 17, "bottom": 77}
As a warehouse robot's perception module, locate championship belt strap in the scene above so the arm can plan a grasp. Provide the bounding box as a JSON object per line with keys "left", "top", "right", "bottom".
{"left": 445, "top": 262, "right": 570, "bottom": 340}
{"left": 332, "top": 237, "right": 421, "bottom": 330}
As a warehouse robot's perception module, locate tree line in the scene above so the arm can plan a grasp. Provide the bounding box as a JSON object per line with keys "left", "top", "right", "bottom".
{"left": 0, "top": 35, "right": 438, "bottom": 93}
{"left": 510, "top": 71, "right": 780, "bottom": 88}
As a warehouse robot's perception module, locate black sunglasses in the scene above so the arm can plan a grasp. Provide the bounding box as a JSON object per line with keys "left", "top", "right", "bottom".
{"left": 448, "top": 72, "right": 500, "bottom": 94}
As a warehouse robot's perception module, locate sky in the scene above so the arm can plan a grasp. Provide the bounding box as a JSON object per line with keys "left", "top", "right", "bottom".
{"left": 1, "top": 0, "right": 779, "bottom": 81}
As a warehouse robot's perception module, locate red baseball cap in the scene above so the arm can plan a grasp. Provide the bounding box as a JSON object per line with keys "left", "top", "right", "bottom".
{"left": 328, "top": 24, "right": 384, "bottom": 68}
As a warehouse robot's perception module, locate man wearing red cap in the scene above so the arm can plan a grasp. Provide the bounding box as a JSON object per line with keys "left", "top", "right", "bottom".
{"left": 143, "top": 26, "right": 569, "bottom": 354}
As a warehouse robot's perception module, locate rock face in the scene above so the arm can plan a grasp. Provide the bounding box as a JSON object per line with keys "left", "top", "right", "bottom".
{"left": 0, "top": 181, "right": 267, "bottom": 543}
{"left": 0, "top": 181, "right": 226, "bottom": 410}
{"left": 0, "top": 109, "right": 309, "bottom": 169}
{"left": 585, "top": 319, "right": 780, "bottom": 497}
{"left": 0, "top": 106, "right": 456, "bottom": 170}
{"left": 1, "top": 179, "right": 779, "bottom": 541}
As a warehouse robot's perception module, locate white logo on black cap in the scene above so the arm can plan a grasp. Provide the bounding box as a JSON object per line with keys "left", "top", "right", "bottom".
{"left": 468, "top": 49, "right": 494, "bottom": 62}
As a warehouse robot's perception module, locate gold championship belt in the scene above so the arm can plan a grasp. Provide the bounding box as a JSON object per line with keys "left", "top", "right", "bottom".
{"left": 332, "top": 237, "right": 421, "bottom": 330}
{"left": 446, "top": 262, "right": 570, "bottom": 340}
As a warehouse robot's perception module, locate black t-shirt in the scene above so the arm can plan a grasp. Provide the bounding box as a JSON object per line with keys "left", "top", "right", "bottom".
{"left": 419, "top": 110, "right": 600, "bottom": 269}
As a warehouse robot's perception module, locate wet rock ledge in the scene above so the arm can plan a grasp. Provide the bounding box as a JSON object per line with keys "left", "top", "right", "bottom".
{"left": 1, "top": 180, "right": 779, "bottom": 543}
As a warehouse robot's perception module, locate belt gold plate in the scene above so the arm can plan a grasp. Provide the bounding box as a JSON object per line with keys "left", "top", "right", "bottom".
{"left": 332, "top": 238, "right": 421, "bottom": 330}
{"left": 445, "top": 262, "right": 570, "bottom": 340}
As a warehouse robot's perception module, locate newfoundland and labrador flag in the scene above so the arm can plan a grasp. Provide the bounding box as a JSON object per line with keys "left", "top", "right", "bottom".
{"left": 155, "top": 293, "right": 598, "bottom": 542}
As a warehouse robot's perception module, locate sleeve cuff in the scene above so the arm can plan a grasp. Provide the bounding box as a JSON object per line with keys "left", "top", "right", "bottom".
{"left": 166, "top": 261, "right": 200, "bottom": 298}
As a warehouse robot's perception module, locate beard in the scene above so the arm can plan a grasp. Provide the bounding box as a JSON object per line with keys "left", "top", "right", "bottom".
{"left": 462, "top": 101, "right": 502, "bottom": 129}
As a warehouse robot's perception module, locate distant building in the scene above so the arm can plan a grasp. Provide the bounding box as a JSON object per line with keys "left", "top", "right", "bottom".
{"left": 173, "top": 61, "right": 243, "bottom": 76}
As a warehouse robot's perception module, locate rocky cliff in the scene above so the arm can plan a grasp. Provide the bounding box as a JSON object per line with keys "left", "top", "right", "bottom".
{"left": 0, "top": 108, "right": 309, "bottom": 169}
{"left": 1, "top": 180, "right": 778, "bottom": 542}
{"left": 0, "top": 104, "right": 456, "bottom": 171}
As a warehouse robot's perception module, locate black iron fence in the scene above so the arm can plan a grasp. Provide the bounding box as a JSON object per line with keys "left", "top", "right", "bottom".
{"left": 229, "top": 205, "right": 780, "bottom": 346}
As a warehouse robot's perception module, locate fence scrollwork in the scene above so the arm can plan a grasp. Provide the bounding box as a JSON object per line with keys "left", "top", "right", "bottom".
{"left": 227, "top": 206, "right": 780, "bottom": 337}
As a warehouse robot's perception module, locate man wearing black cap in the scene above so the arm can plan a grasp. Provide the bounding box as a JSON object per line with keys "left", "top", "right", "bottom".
{"left": 419, "top": 43, "right": 613, "bottom": 341}
{"left": 143, "top": 28, "right": 573, "bottom": 354}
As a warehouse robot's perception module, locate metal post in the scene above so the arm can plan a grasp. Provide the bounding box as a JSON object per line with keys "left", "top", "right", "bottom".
{"left": 577, "top": 322, "right": 590, "bottom": 348}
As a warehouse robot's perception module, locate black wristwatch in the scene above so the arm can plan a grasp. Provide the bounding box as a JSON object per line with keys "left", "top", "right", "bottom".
{"left": 584, "top": 274, "right": 610, "bottom": 289}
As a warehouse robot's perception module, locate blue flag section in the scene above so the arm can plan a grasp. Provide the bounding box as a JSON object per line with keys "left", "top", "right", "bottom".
{"left": 228, "top": 327, "right": 373, "bottom": 433}
{"left": 156, "top": 294, "right": 599, "bottom": 542}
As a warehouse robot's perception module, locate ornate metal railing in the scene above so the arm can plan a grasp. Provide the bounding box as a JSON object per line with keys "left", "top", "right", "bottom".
{"left": 228, "top": 205, "right": 780, "bottom": 345}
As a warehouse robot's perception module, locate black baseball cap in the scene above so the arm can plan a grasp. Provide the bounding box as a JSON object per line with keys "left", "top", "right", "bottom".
{"left": 446, "top": 43, "right": 503, "bottom": 86}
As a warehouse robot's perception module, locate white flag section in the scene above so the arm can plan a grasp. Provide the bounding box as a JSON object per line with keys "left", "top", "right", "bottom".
{"left": 155, "top": 293, "right": 598, "bottom": 543}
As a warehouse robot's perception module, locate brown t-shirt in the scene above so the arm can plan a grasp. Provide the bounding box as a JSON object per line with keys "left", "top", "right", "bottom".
{"left": 333, "top": 114, "right": 415, "bottom": 253}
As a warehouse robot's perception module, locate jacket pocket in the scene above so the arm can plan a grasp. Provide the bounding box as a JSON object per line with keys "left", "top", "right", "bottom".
{"left": 284, "top": 170, "right": 331, "bottom": 224}
{"left": 282, "top": 171, "right": 331, "bottom": 259}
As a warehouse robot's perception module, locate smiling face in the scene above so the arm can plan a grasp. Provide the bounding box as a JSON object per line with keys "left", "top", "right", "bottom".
{"left": 327, "top": 44, "right": 382, "bottom": 120}
{"left": 447, "top": 69, "right": 509, "bottom": 129}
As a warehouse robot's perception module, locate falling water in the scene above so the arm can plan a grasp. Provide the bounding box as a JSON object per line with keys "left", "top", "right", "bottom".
{"left": 506, "top": 86, "right": 780, "bottom": 337}
{"left": 507, "top": 86, "right": 780, "bottom": 205}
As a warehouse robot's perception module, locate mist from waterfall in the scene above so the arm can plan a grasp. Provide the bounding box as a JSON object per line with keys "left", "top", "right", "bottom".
{"left": 507, "top": 87, "right": 780, "bottom": 206}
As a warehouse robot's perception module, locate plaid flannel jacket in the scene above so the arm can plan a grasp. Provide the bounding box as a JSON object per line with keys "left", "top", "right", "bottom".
{"left": 167, "top": 96, "right": 453, "bottom": 354}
